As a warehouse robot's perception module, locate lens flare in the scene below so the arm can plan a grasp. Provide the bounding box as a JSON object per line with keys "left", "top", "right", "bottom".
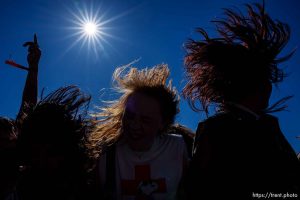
{"left": 65, "top": 2, "right": 132, "bottom": 58}
{"left": 84, "top": 22, "right": 97, "bottom": 36}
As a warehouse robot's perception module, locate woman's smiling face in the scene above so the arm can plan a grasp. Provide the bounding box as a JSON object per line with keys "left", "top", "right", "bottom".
{"left": 122, "top": 92, "right": 163, "bottom": 151}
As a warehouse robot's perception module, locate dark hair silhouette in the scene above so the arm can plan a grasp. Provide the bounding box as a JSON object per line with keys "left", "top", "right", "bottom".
{"left": 183, "top": 2, "right": 294, "bottom": 113}
{"left": 18, "top": 85, "right": 91, "bottom": 166}
{"left": 16, "top": 85, "right": 92, "bottom": 200}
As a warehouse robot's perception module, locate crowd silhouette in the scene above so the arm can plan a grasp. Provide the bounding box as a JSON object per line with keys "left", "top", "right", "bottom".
{"left": 0, "top": 2, "right": 299, "bottom": 200}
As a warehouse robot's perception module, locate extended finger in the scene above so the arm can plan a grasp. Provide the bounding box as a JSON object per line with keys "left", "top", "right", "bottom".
{"left": 34, "top": 34, "right": 38, "bottom": 46}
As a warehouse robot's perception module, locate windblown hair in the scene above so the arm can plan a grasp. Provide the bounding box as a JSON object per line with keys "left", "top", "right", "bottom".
{"left": 87, "top": 64, "right": 179, "bottom": 158}
{"left": 18, "top": 85, "right": 91, "bottom": 166}
{"left": 183, "top": 2, "right": 294, "bottom": 113}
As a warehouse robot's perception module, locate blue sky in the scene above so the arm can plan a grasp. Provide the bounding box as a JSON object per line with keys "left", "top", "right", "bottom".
{"left": 0, "top": 0, "right": 299, "bottom": 152}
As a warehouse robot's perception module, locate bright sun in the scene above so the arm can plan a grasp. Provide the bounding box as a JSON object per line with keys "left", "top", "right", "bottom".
{"left": 66, "top": 3, "right": 128, "bottom": 58}
{"left": 83, "top": 22, "right": 97, "bottom": 36}
{"left": 66, "top": 5, "right": 108, "bottom": 58}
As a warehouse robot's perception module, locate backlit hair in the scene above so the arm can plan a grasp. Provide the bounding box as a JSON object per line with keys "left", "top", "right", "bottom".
{"left": 87, "top": 64, "right": 179, "bottom": 158}
{"left": 183, "top": 2, "right": 294, "bottom": 113}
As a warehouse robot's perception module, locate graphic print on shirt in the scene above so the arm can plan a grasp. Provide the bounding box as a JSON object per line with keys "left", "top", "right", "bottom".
{"left": 121, "top": 165, "right": 166, "bottom": 199}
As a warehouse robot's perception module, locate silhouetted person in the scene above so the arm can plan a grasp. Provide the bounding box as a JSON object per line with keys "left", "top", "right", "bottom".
{"left": 87, "top": 64, "right": 189, "bottom": 199}
{"left": 17, "top": 86, "right": 91, "bottom": 200}
{"left": 182, "top": 2, "right": 300, "bottom": 199}
{"left": 0, "top": 34, "right": 41, "bottom": 200}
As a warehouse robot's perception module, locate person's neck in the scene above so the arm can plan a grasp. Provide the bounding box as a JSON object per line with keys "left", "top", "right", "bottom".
{"left": 238, "top": 99, "right": 266, "bottom": 116}
{"left": 226, "top": 102, "right": 261, "bottom": 119}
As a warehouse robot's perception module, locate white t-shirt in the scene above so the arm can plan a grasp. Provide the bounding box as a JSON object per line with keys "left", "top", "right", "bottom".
{"left": 98, "top": 134, "right": 188, "bottom": 200}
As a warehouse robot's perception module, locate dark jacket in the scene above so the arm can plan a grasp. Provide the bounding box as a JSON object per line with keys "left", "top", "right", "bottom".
{"left": 186, "top": 107, "right": 300, "bottom": 199}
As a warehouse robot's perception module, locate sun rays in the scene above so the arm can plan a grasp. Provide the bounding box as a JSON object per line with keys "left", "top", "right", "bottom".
{"left": 65, "top": 3, "right": 114, "bottom": 59}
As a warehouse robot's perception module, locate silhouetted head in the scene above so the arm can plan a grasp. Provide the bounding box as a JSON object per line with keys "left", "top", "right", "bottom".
{"left": 88, "top": 64, "right": 179, "bottom": 156}
{"left": 183, "top": 3, "right": 293, "bottom": 114}
{"left": 17, "top": 86, "right": 91, "bottom": 180}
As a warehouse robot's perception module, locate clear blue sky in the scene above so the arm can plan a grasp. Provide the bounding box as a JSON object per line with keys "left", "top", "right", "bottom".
{"left": 0, "top": 0, "right": 299, "bottom": 152}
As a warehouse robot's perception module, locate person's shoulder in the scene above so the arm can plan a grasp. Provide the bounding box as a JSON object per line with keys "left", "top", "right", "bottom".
{"left": 162, "top": 133, "right": 184, "bottom": 142}
{"left": 159, "top": 134, "right": 189, "bottom": 157}
{"left": 195, "top": 112, "right": 240, "bottom": 143}
{"left": 203, "top": 112, "right": 235, "bottom": 124}
{"left": 158, "top": 134, "right": 186, "bottom": 150}
{"left": 197, "top": 112, "right": 232, "bottom": 131}
{"left": 260, "top": 113, "right": 279, "bottom": 123}
{"left": 165, "top": 124, "right": 195, "bottom": 157}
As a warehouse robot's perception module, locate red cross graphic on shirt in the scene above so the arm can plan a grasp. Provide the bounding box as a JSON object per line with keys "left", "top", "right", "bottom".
{"left": 121, "top": 165, "right": 166, "bottom": 200}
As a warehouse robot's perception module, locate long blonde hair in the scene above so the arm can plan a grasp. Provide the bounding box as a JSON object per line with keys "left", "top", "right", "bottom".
{"left": 87, "top": 63, "right": 179, "bottom": 158}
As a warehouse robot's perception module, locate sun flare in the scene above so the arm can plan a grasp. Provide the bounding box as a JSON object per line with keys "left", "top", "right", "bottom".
{"left": 84, "top": 22, "right": 98, "bottom": 36}
{"left": 66, "top": 3, "right": 128, "bottom": 58}
{"left": 66, "top": 5, "right": 108, "bottom": 57}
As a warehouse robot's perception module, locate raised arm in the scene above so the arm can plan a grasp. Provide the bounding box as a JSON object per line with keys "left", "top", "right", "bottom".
{"left": 16, "top": 34, "right": 41, "bottom": 122}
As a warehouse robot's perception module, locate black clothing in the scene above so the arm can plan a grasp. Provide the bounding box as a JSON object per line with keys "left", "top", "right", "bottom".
{"left": 186, "top": 107, "right": 300, "bottom": 199}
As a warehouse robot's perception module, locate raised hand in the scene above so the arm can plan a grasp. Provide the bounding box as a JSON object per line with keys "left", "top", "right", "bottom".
{"left": 23, "top": 34, "right": 41, "bottom": 70}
